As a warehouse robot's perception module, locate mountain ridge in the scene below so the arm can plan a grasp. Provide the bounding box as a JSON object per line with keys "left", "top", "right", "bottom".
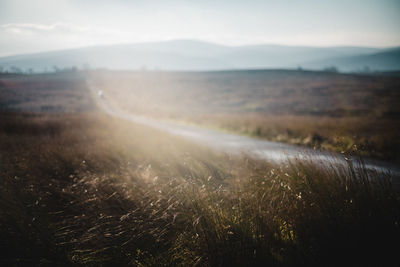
{"left": 0, "top": 39, "right": 399, "bottom": 72}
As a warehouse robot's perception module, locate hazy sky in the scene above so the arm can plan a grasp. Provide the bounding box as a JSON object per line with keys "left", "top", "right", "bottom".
{"left": 1, "top": 0, "right": 399, "bottom": 56}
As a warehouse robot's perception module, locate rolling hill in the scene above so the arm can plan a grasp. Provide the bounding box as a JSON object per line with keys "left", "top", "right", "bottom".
{"left": 0, "top": 39, "right": 398, "bottom": 72}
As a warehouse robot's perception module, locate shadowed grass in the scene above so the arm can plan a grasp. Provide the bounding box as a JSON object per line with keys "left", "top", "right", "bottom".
{"left": 0, "top": 112, "right": 398, "bottom": 266}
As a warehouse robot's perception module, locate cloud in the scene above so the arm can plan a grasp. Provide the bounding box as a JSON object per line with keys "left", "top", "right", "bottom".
{"left": 0, "top": 22, "right": 224, "bottom": 56}
{"left": 0, "top": 23, "right": 136, "bottom": 56}
{"left": 0, "top": 23, "right": 123, "bottom": 36}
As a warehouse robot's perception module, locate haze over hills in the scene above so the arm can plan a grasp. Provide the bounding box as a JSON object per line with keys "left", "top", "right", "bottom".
{"left": 0, "top": 39, "right": 399, "bottom": 72}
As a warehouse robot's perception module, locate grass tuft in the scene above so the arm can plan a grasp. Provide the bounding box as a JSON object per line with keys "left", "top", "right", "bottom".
{"left": 0, "top": 112, "right": 399, "bottom": 266}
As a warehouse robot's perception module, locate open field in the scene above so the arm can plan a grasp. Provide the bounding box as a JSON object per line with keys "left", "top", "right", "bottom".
{"left": 90, "top": 69, "right": 400, "bottom": 162}
{"left": 1, "top": 112, "right": 399, "bottom": 266}
{"left": 0, "top": 72, "right": 399, "bottom": 266}
{"left": 2, "top": 0, "right": 400, "bottom": 266}
{"left": 0, "top": 72, "right": 94, "bottom": 113}
{"left": 2, "top": 70, "right": 400, "bottom": 161}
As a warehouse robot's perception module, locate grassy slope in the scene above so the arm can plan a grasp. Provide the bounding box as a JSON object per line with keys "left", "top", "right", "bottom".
{"left": 0, "top": 112, "right": 399, "bottom": 266}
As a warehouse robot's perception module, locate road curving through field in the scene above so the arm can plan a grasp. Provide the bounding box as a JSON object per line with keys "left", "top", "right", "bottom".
{"left": 88, "top": 82, "right": 400, "bottom": 177}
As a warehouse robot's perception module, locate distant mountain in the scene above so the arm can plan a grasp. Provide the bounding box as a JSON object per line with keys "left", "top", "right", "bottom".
{"left": 0, "top": 39, "right": 398, "bottom": 72}
{"left": 302, "top": 47, "right": 400, "bottom": 72}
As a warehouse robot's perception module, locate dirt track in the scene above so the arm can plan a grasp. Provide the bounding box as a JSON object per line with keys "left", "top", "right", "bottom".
{"left": 88, "top": 82, "right": 400, "bottom": 177}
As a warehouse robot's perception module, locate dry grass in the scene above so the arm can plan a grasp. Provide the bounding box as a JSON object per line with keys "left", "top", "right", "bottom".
{"left": 89, "top": 70, "right": 400, "bottom": 162}
{"left": 0, "top": 72, "right": 94, "bottom": 112}
{"left": 0, "top": 112, "right": 399, "bottom": 266}
{"left": 183, "top": 113, "right": 400, "bottom": 161}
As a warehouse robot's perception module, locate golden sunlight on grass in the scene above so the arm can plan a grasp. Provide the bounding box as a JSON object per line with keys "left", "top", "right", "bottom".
{"left": 1, "top": 112, "right": 398, "bottom": 266}
{"left": 90, "top": 70, "right": 400, "bottom": 162}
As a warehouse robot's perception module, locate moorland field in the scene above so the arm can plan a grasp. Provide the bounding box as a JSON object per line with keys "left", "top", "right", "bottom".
{"left": 91, "top": 70, "right": 400, "bottom": 161}
{"left": 0, "top": 71, "right": 399, "bottom": 266}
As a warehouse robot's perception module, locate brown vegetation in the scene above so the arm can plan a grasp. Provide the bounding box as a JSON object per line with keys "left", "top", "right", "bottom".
{"left": 90, "top": 70, "right": 400, "bottom": 162}
{"left": 0, "top": 72, "right": 94, "bottom": 113}
{"left": 185, "top": 113, "right": 400, "bottom": 161}
{"left": 1, "top": 112, "right": 399, "bottom": 266}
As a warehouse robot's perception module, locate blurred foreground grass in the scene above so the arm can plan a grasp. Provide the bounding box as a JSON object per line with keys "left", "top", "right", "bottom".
{"left": 0, "top": 112, "right": 399, "bottom": 266}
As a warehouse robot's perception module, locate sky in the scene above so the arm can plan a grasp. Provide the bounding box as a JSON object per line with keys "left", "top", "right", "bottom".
{"left": 0, "top": 0, "right": 399, "bottom": 56}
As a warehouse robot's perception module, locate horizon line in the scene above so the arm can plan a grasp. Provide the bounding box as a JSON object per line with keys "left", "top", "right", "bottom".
{"left": 1, "top": 38, "right": 399, "bottom": 58}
